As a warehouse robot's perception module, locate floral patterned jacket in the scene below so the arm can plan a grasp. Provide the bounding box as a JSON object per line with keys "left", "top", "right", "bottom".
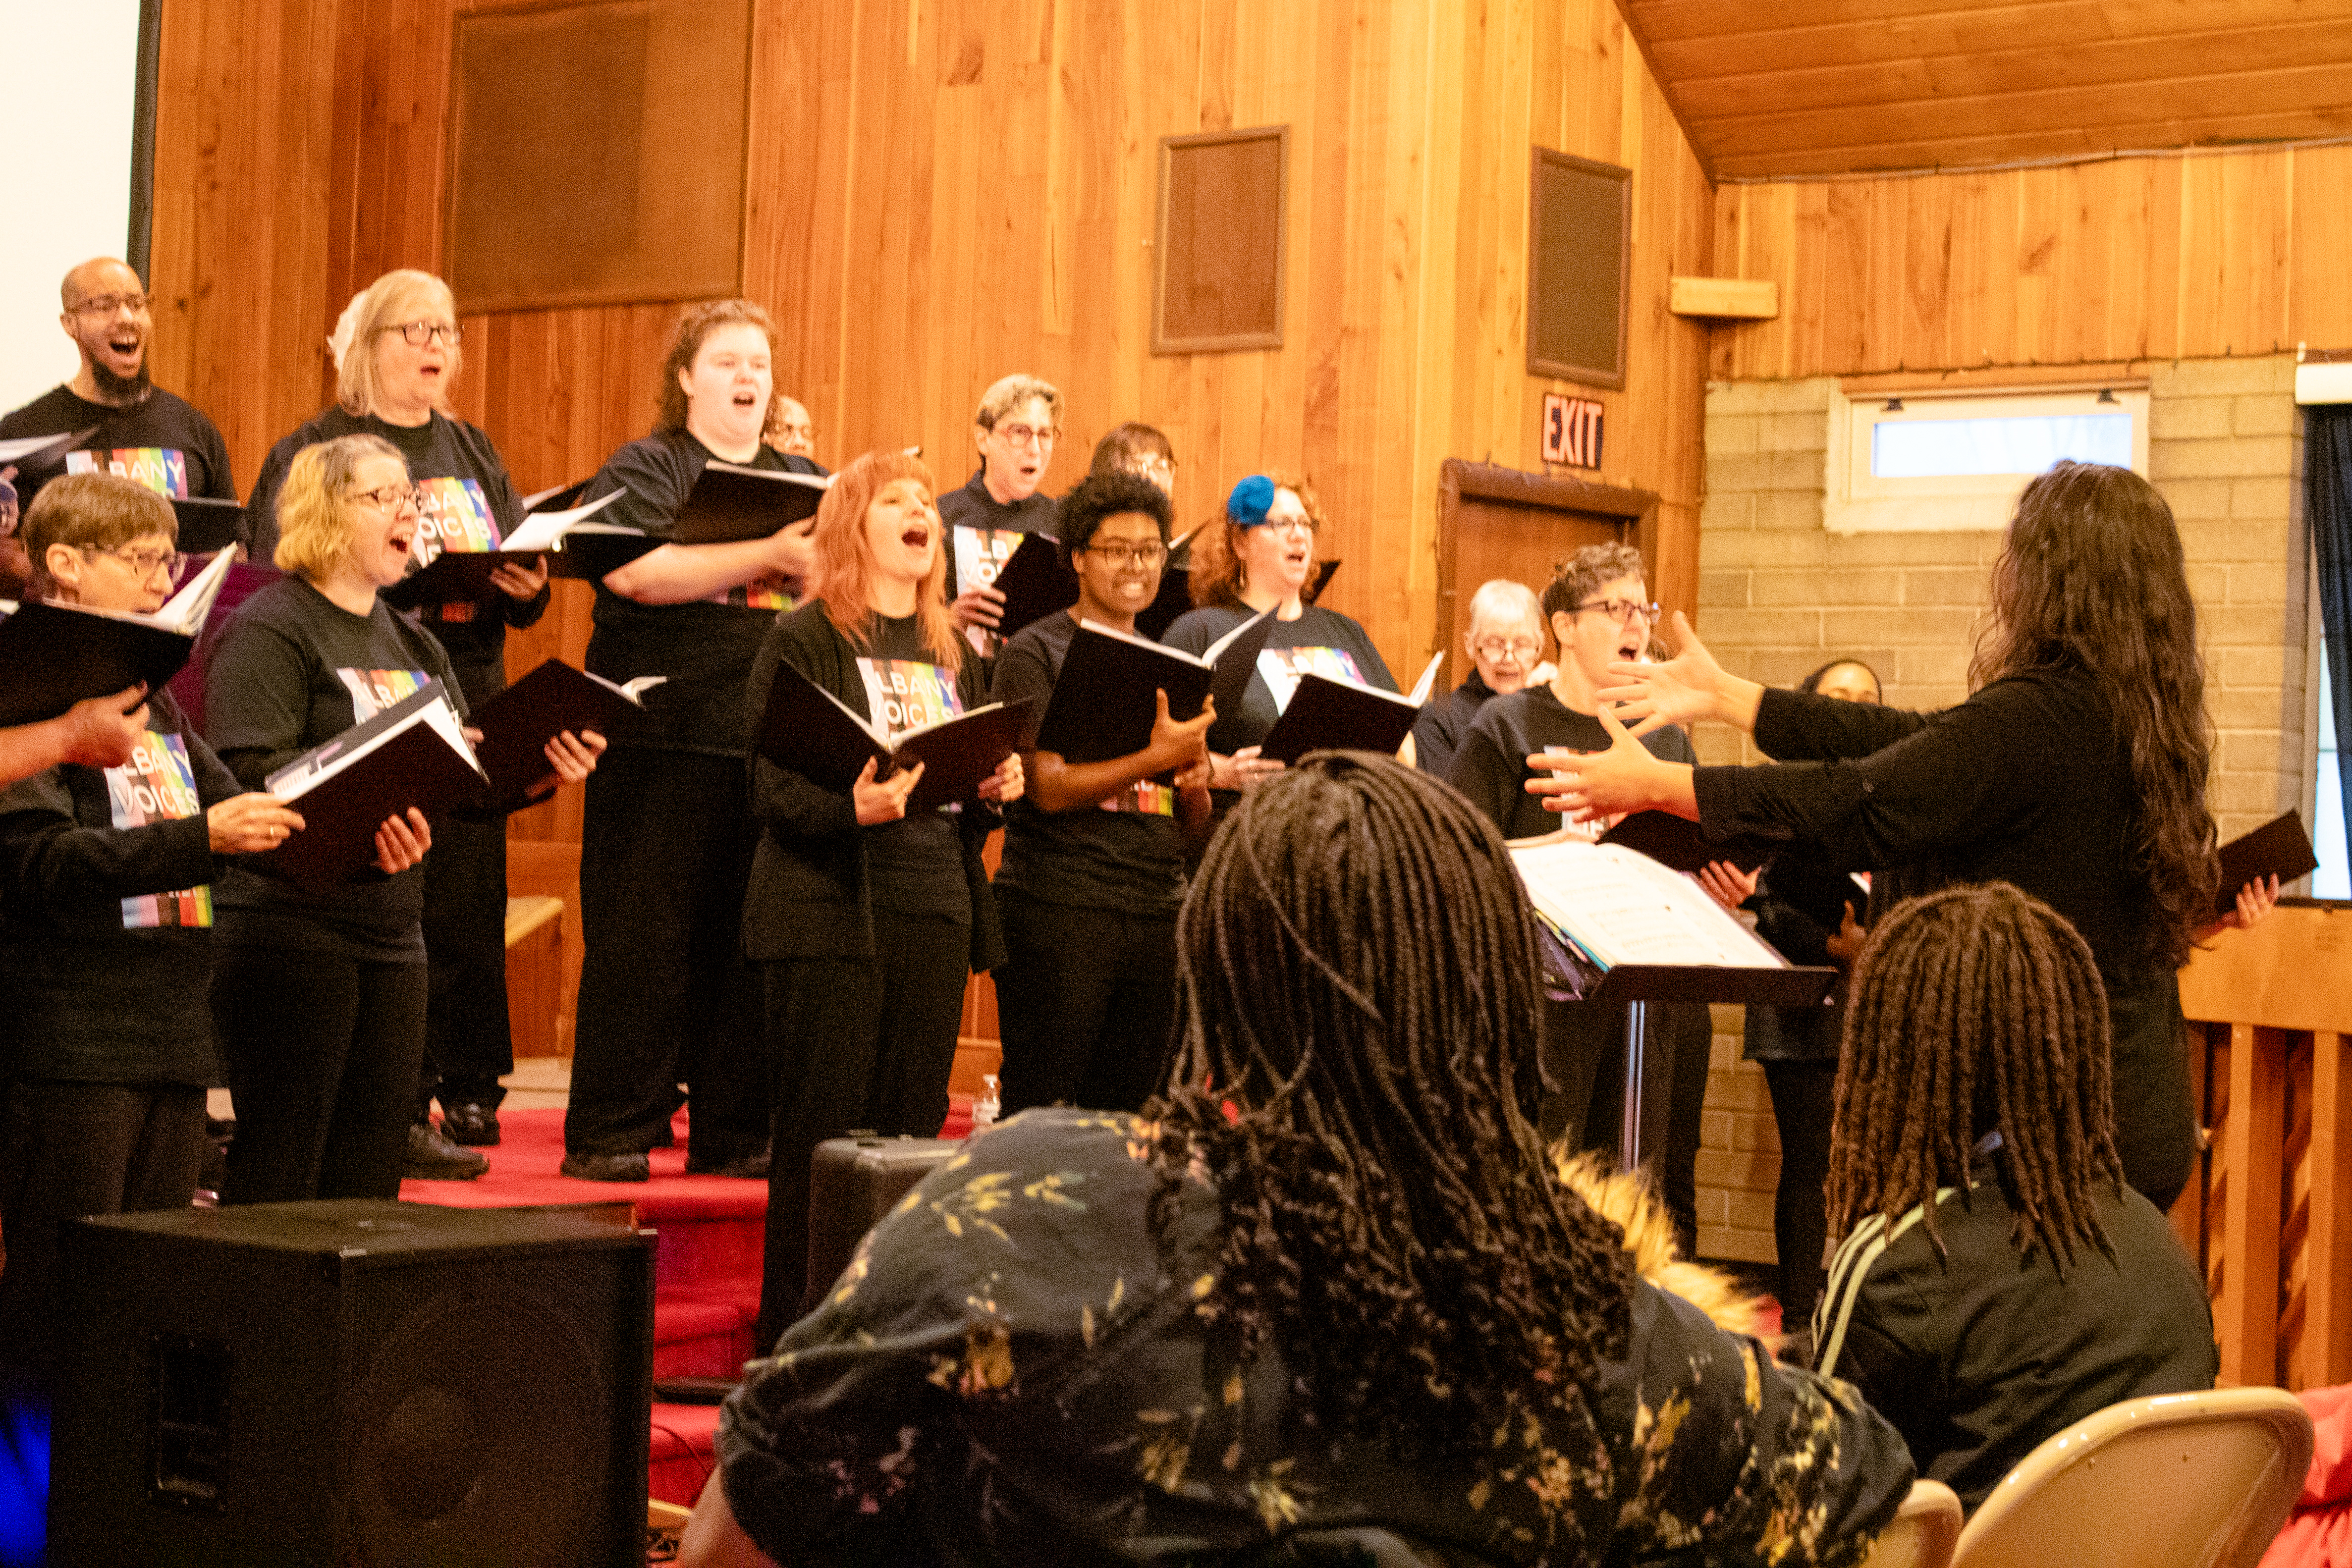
{"left": 717, "top": 1109, "right": 1914, "bottom": 1567}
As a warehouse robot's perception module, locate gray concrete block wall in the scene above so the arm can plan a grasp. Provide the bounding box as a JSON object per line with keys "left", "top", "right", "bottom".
{"left": 1688, "top": 357, "right": 2310, "bottom": 1268}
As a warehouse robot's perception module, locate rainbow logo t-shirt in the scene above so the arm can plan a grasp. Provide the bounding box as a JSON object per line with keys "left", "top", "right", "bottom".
{"left": 1257, "top": 646, "right": 1364, "bottom": 713}
{"left": 1100, "top": 779, "right": 1177, "bottom": 817}
{"left": 410, "top": 476, "right": 499, "bottom": 561}
{"left": 337, "top": 668, "right": 430, "bottom": 721}
{"left": 856, "top": 658, "right": 963, "bottom": 742}
{"left": 67, "top": 447, "right": 190, "bottom": 497}
{"left": 106, "top": 731, "right": 211, "bottom": 928}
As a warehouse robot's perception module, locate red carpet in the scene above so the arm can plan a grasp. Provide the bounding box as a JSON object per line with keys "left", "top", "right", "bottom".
{"left": 399, "top": 1097, "right": 974, "bottom": 1507}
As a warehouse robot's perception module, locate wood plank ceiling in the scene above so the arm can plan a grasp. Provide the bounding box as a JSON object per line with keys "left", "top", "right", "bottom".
{"left": 1617, "top": 0, "right": 2352, "bottom": 179}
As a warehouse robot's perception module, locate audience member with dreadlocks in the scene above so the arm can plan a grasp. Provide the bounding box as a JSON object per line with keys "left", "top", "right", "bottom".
{"left": 681, "top": 753, "right": 1912, "bottom": 1568}
{"left": 1811, "top": 883, "right": 2216, "bottom": 1515}
{"left": 1531, "top": 460, "right": 2275, "bottom": 1211}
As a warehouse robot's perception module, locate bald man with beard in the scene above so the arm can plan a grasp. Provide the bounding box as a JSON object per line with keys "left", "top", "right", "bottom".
{"left": 0, "top": 257, "right": 235, "bottom": 518}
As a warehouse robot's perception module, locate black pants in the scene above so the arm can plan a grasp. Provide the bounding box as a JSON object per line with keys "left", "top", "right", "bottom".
{"left": 1759, "top": 1055, "right": 1837, "bottom": 1327}
{"left": 568, "top": 747, "right": 768, "bottom": 1160}
{"left": 212, "top": 947, "right": 425, "bottom": 1204}
{"left": 2110, "top": 970, "right": 2197, "bottom": 1213}
{"left": 0, "top": 1080, "right": 208, "bottom": 1395}
{"left": 755, "top": 910, "right": 971, "bottom": 1348}
{"left": 1539, "top": 997, "right": 1710, "bottom": 1254}
{"left": 993, "top": 890, "right": 1179, "bottom": 1116}
{"left": 420, "top": 810, "right": 512, "bottom": 1116}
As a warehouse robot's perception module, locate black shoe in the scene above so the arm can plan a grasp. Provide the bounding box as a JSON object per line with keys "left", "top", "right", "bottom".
{"left": 561, "top": 1150, "right": 650, "bottom": 1183}
{"left": 685, "top": 1145, "right": 770, "bottom": 1180}
{"left": 404, "top": 1122, "right": 489, "bottom": 1181}
{"left": 440, "top": 1102, "right": 501, "bottom": 1146}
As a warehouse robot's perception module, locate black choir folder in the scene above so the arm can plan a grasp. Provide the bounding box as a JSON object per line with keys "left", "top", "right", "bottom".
{"left": 674, "top": 462, "right": 827, "bottom": 544}
{"left": 990, "top": 533, "right": 1081, "bottom": 644}
{"left": 1598, "top": 810, "right": 1770, "bottom": 875}
{"left": 0, "top": 427, "right": 96, "bottom": 471}
{"left": 2215, "top": 809, "right": 2319, "bottom": 917}
{"left": 383, "top": 490, "right": 633, "bottom": 602}
{"left": 0, "top": 548, "right": 236, "bottom": 727}
{"left": 170, "top": 495, "right": 247, "bottom": 555}
{"left": 756, "top": 660, "right": 1035, "bottom": 814}
{"left": 1033, "top": 610, "right": 1275, "bottom": 765}
{"left": 1258, "top": 649, "right": 1446, "bottom": 766}
{"left": 258, "top": 680, "right": 485, "bottom": 893}
{"left": 468, "top": 659, "right": 662, "bottom": 813}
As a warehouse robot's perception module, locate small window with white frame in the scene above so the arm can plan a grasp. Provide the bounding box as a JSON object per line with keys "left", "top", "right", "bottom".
{"left": 1825, "top": 387, "right": 2150, "bottom": 534}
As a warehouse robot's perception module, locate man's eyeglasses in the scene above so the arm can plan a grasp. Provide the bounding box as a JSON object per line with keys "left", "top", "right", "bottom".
{"left": 84, "top": 544, "right": 180, "bottom": 580}
{"left": 1126, "top": 455, "right": 1176, "bottom": 485}
{"left": 992, "top": 423, "right": 1059, "bottom": 449}
{"left": 1572, "top": 597, "right": 1660, "bottom": 627}
{"left": 349, "top": 483, "right": 422, "bottom": 513}
{"left": 389, "top": 321, "right": 462, "bottom": 347}
{"left": 1081, "top": 541, "right": 1168, "bottom": 569}
{"left": 69, "top": 293, "right": 149, "bottom": 318}
{"left": 1473, "top": 637, "right": 1542, "bottom": 661}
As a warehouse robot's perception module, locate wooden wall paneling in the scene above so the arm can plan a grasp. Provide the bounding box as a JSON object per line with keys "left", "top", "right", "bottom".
{"left": 2217, "top": 1022, "right": 2287, "bottom": 1387}
{"left": 2316, "top": 1030, "right": 2352, "bottom": 1388}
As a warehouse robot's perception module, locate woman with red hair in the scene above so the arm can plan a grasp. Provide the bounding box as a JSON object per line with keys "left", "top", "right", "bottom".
{"left": 742, "top": 449, "right": 1023, "bottom": 1346}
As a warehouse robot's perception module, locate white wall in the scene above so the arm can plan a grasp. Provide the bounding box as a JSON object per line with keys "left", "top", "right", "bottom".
{"left": 0, "top": 2, "right": 144, "bottom": 414}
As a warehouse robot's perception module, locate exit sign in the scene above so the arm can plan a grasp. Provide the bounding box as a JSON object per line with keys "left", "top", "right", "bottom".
{"left": 1542, "top": 393, "right": 1604, "bottom": 469}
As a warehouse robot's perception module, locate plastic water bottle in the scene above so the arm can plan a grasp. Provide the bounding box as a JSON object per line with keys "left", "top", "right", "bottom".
{"left": 973, "top": 1073, "right": 1001, "bottom": 1131}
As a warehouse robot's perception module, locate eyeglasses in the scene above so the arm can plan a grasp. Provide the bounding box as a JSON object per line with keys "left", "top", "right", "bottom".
{"left": 349, "top": 483, "right": 421, "bottom": 512}
{"left": 992, "top": 422, "right": 1059, "bottom": 449}
{"left": 1253, "top": 514, "right": 1317, "bottom": 537}
{"left": 84, "top": 543, "right": 180, "bottom": 580}
{"left": 69, "top": 292, "right": 149, "bottom": 317}
{"left": 388, "top": 321, "right": 462, "bottom": 347}
{"left": 1473, "top": 637, "right": 1542, "bottom": 661}
{"left": 1126, "top": 455, "right": 1176, "bottom": 484}
{"left": 1081, "top": 541, "right": 1168, "bottom": 568}
{"left": 1572, "top": 597, "right": 1659, "bottom": 626}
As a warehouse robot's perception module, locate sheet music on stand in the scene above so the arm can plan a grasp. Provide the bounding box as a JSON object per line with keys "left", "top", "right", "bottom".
{"left": 1508, "top": 833, "right": 1835, "bottom": 1167}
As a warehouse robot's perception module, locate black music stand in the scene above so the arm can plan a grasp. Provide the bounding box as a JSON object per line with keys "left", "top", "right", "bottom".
{"left": 1586, "top": 963, "right": 1837, "bottom": 1166}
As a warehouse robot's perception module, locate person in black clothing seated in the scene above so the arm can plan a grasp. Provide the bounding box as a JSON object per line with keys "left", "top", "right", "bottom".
{"left": 0, "top": 257, "right": 236, "bottom": 514}
{"left": 249, "top": 268, "right": 555, "bottom": 1174}
{"left": 1693, "top": 656, "right": 1882, "bottom": 1334}
{"left": 989, "top": 470, "right": 1215, "bottom": 1116}
{"left": 1539, "top": 460, "right": 2250, "bottom": 1212}
{"left": 743, "top": 450, "right": 1023, "bottom": 1345}
{"left": 1447, "top": 543, "right": 1711, "bottom": 1246}
{"left": 680, "top": 753, "right": 1914, "bottom": 1568}
{"left": 939, "top": 373, "right": 1062, "bottom": 648}
{"left": 1164, "top": 472, "right": 1399, "bottom": 804}
{"left": 563, "top": 299, "right": 821, "bottom": 1183}
{"left": 205, "top": 435, "right": 597, "bottom": 1204}
{"left": 1413, "top": 576, "right": 1545, "bottom": 782}
{"left": 0, "top": 475, "right": 304, "bottom": 1404}
{"left": 1813, "top": 881, "right": 2218, "bottom": 1513}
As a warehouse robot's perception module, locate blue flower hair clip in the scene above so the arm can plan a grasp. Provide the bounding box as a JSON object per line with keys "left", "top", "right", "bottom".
{"left": 1226, "top": 474, "right": 1277, "bottom": 528}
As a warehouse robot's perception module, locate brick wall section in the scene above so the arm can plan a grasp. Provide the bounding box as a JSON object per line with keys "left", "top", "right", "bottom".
{"left": 1688, "top": 359, "right": 2309, "bottom": 1267}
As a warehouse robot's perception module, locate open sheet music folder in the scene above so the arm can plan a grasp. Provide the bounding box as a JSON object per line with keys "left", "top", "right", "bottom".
{"left": 0, "top": 549, "right": 238, "bottom": 726}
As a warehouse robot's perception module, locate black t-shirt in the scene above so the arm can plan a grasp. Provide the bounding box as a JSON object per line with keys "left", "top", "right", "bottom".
{"left": 247, "top": 407, "right": 547, "bottom": 702}
{"left": 937, "top": 469, "right": 1057, "bottom": 605}
{"left": 1411, "top": 672, "right": 1497, "bottom": 785}
{"left": 1160, "top": 601, "right": 1398, "bottom": 757}
{"left": 990, "top": 611, "right": 1186, "bottom": 915}
{"left": 580, "top": 429, "right": 820, "bottom": 754}
{"left": 1448, "top": 685, "right": 1698, "bottom": 841}
{"left": 0, "top": 690, "right": 239, "bottom": 1087}
{"left": 0, "top": 384, "right": 235, "bottom": 507}
{"left": 202, "top": 575, "right": 465, "bottom": 959}
{"left": 852, "top": 613, "right": 977, "bottom": 923}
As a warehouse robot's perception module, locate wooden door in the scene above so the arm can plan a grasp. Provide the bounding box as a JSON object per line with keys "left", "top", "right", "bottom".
{"left": 1434, "top": 461, "right": 1657, "bottom": 686}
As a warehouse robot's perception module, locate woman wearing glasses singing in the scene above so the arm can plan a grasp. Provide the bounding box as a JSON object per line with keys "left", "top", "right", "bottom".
{"left": 1162, "top": 473, "right": 1399, "bottom": 803}
{"left": 205, "top": 436, "right": 596, "bottom": 1204}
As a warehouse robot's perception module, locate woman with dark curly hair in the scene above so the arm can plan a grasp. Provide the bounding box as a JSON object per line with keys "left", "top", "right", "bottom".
{"left": 681, "top": 753, "right": 1912, "bottom": 1568}
{"left": 1532, "top": 460, "right": 2242, "bottom": 1210}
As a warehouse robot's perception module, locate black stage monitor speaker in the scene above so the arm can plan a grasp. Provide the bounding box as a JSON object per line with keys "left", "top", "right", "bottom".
{"left": 52, "top": 1199, "right": 655, "bottom": 1568}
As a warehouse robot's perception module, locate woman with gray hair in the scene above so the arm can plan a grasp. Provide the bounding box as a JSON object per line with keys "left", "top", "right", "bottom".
{"left": 247, "top": 269, "right": 557, "bottom": 1176}
{"left": 1414, "top": 576, "right": 1545, "bottom": 782}
{"left": 940, "top": 373, "right": 1063, "bottom": 642}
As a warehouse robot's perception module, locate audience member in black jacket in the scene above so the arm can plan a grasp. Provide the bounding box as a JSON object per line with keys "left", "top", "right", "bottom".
{"left": 562, "top": 300, "right": 821, "bottom": 1183}
{"left": 206, "top": 435, "right": 594, "bottom": 1205}
{"left": 1813, "top": 883, "right": 2217, "bottom": 1513}
{"left": 743, "top": 451, "right": 1021, "bottom": 1345}
{"left": 1411, "top": 576, "right": 1545, "bottom": 784}
{"left": 1540, "top": 462, "right": 2269, "bottom": 1212}
{"left": 988, "top": 472, "right": 1213, "bottom": 1118}
{"left": 1695, "top": 657, "right": 1884, "bottom": 1330}
{"left": 1448, "top": 544, "right": 1709, "bottom": 1252}
{"left": 247, "top": 269, "right": 554, "bottom": 1167}
{"left": 0, "top": 476, "right": 303, "bottom": 1401}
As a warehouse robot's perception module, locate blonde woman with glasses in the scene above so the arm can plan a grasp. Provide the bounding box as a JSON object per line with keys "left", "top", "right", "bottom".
{"left": 1414, "top": 576, "right": 1546, "bottom": 782}
{"left": 205, "top": 434, "right": 596, "bottom": 1205}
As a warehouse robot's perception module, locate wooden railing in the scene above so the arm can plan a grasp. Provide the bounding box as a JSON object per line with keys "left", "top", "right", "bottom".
{"left": 2175, "top": 902, "right": 2352, "bottom": 1390}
